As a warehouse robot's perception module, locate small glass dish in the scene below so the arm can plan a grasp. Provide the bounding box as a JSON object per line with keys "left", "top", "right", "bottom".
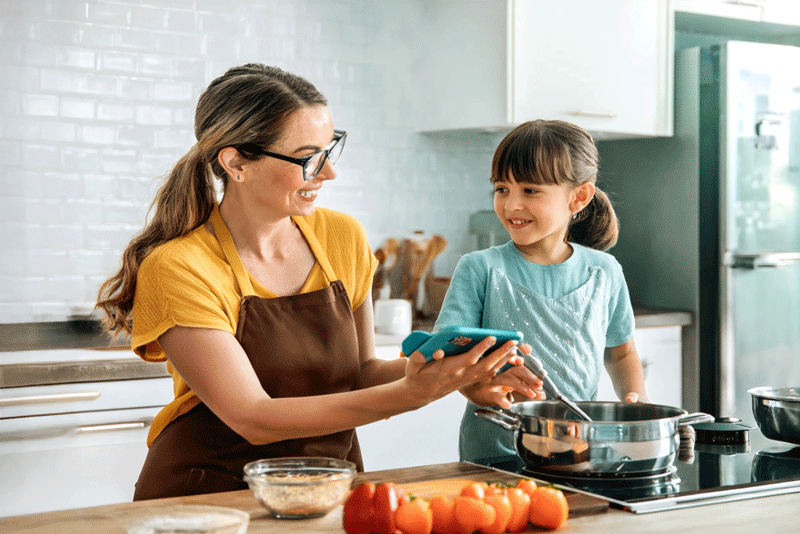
{"left": 243, "top": 457, "right": 356, "bottom": 519}
{"left": 124, "top": 504, "right": 249, "bottom": 534}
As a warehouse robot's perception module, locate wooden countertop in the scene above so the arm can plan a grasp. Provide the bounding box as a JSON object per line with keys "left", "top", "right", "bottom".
{"left": 2, "top": 462, "right": 797, "bottom": 534}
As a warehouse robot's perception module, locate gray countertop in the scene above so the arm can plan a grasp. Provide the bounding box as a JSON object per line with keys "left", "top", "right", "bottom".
{"left": 1, "top": 307, "right": 692, "bottom": 389}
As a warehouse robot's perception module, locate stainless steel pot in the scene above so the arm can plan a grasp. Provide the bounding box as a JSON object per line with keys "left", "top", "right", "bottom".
{"left": 476, "top": 401, "right": 713, "bottom": 475}
{"left": 748, "top": 387, "right": 800, "bottom": 445}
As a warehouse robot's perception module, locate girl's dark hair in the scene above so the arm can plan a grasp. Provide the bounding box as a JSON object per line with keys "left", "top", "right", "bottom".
{"left": 96, "top": 64, "right": 327, "bottom": 336}
{"left": 490, "top": 119, "right": 618, "bottom": 250}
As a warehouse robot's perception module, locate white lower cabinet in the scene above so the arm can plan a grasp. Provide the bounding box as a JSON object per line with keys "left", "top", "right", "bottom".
{"left": 358, "top": 344, "right": 464, "bottom": 471}
{"left": 596, "top": 325, "right": 683, "bottom": 408}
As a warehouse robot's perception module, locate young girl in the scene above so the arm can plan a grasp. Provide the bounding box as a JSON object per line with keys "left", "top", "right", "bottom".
{"left": 435, "top": 119, "right": 648, "bottom": 464}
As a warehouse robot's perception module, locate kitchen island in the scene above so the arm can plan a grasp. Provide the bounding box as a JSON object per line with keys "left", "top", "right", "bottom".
{"left": 2, "top": 461, "right": 796, "bottom": 534}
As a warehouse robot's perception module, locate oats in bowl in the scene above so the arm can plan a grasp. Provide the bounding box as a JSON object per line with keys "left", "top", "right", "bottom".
{"left": 243, "top": 457, "right": 356, "bottom": 519}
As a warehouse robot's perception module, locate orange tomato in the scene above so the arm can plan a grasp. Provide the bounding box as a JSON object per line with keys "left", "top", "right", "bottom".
{"left": 528, "top": 487, "right": 569, "bottom": 530}
{"left": 453, "top": 496, "right": 495, "bottom": 534}
{"left": 429, "top": 495, "right": 459, "bottom": 534}
{"left": 483, "top": 483, "right": 505, "bottom": 498}
{"left": 459, "top": 481, "right": 488, "bottom": 500}
{"left": 504, "top": 488, "right": 532, "bottom": 532}
{"left": 515, "top": 478, "right": 538, "bottom": 498}
{"left": 396, "top": 497, "right": 433, "bottom": 534}
{"left": 479, "top": 494, "right": 513, "bottom": 534}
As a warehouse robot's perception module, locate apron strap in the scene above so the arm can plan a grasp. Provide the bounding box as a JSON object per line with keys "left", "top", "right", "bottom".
{"left": 209, "top": 204, "right": 341, "bottom": 295}
{"left": 292, "top": 215, "right": 339, "bottom": 284}
{"left": 209, "top": 204, "right": 255, "bottom": 297}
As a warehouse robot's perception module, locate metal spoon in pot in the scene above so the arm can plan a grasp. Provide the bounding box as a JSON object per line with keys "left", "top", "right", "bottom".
{"left": 514, "top": 348, "right": 593, "bottom": 422}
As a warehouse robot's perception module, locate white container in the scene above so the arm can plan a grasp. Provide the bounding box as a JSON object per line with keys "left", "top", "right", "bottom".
{"left": 373, "top": 299, "right": 412, "bottom": 337}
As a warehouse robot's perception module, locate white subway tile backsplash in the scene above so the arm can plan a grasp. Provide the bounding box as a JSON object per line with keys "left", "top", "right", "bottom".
{"left": 60, "top": 146, "right": 101, "bottom": 172}
{"left": 1, "top": 0, "right": 501, "bottom": 323}
{"left": 99, "top": 148, "right": 137, "bottom": 173}
{"left": 60, "top": 96, "right": 96, "bottom": 119}
{"left": 100, "top": 50, "right": 138, "bottom": 73}
{"left": 97, "top": 101, "right": 135, "bottom": 122}
{"left": 57, "top": 47, "right": 97, "bottom": 70}
{"left": 22, "top": 94, "right": 58, "bottom": 117}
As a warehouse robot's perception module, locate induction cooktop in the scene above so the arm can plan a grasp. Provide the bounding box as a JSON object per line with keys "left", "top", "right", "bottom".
{"left": 476, "top": 429, "right": 800, "bottom": 513}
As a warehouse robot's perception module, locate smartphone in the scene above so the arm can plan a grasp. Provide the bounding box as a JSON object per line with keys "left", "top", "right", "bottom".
{"left": 401, "top": 325, "right": 523, "bottom": 362}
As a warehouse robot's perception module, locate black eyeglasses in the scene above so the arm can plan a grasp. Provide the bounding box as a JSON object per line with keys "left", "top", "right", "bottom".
{"left": 235, "top": 130, "right": 346, "bottom": 181}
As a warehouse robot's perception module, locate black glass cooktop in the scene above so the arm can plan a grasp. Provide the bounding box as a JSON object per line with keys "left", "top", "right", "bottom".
{"left": 477, "top": 429, "right": 800, "bottom": 513}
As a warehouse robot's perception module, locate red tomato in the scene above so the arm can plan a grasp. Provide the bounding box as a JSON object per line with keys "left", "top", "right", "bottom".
{"left": 528, "top": 487, "right": 569, "bottom": 530}
{"left": 373, "top": 482, "right": 400, "bottom": 534}
{"left": 396, "top": 497, "right": 433, "bottom": 534}
{"left": 342, "top": 482, "right": 375, "bottom": 534}
{"left": 453, "top": 496, "right": 495, "bottom": 534}
{"left": 429, "top": 495, "right": 459, "bottom": 534}
{"left": 479, "top": 494, "right": 513, "bottom": 534}
{"left": 504, "top": 488, "right": 532, "bottom": 532}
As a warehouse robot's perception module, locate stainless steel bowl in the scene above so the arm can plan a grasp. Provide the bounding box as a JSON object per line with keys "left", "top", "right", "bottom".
{"left": 748, "top": 387, "right": 800, "bottom": 445}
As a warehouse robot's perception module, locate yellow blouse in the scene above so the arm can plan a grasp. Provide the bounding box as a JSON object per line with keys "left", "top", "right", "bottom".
{"left": 131, "top": 206, "right": 377, "bottom": 445}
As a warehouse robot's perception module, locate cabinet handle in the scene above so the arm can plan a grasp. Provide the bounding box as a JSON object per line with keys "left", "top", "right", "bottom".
{"left": 0, "top": 391, "right": 101, "bottom": 407}
{"left": 723, "top": 0, "right": 764, "bottom": 8}
{"left": 566, "top": 110, "right": 619, "bottom": 119}
{"left": 75, "top": 421, "right": 148, "bottom": 433}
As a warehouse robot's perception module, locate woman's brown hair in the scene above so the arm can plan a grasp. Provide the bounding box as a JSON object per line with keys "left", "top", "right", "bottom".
{"left": 490, "top": 119, "right": 618, "bottom": 251}
{"left": 96, "top": 64, "right": 327, "bottom": 336}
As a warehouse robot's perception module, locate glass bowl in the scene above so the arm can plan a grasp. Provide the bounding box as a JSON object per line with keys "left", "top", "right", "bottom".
{"left": 243, "top": 457, "right": 356, "bottom": 519}
{"left": 125, "top": 504, "right": 249, "bottom": 534}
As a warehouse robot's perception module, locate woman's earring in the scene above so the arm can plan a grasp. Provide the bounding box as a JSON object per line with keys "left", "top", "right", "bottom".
{"left": 572, "top": 212, "right": 578, "bottom": 220}
{"left": 236, "top": 174, "right": 241, "bottom": 182}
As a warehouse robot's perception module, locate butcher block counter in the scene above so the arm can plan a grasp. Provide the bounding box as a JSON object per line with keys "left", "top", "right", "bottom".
{"left": 2, "top": 461, "right": 797, "bottom": 534}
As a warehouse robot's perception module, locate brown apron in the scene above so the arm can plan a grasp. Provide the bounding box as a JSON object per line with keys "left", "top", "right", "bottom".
{"left": 133, "top": 208, "right": 363, "bottom": 500}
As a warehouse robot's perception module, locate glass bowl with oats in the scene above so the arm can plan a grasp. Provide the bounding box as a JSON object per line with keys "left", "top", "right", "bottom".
{"left": 243, "top": 457, "right": 357, "bottom": 519}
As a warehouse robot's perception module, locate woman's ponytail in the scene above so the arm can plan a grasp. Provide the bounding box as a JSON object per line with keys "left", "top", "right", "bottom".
{"left": 96, "top": 146, "right": 214, "bottom": 336}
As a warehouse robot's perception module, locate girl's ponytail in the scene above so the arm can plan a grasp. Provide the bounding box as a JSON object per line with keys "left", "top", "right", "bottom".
{"left": 568, "top": 186, "right": 619, "bottom": 251}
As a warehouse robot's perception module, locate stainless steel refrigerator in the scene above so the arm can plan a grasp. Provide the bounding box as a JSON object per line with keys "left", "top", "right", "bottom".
{"left": 695, "top": 41, "right": 800, "bottom": 424}
{"left": 595, "top": 40, "right": 800, "bottom": 423}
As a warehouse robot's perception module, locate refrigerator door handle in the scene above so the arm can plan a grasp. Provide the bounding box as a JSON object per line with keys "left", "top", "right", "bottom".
{"left": 724, "top": 252, "right": 800, "bottom": 269}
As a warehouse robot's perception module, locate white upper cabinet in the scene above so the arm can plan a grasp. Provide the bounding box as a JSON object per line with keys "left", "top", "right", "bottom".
{"left": 417, "top": 0, "right": 673, "bottom": 139}
{"left": 672, "top": 0, "right": 800, "bottom": 27}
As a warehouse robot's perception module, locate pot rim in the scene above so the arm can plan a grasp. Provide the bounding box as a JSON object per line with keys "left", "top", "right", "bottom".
{"left": 507, "top": 400, "right": 695, "bottom": 424}
{"left": 748, "top": 386, "right": 800, "bottom": 403}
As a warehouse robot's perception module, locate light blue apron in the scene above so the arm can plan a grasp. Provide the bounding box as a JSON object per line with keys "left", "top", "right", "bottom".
{"left": 459, "top": 265, "right": 609, "bottom": 463}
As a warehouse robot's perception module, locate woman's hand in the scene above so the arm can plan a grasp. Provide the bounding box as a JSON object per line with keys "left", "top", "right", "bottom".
{"left": 458, "top": 342, "right": 545, "bottom": 409}
{"left": 400, "top": 337, "right": 525, "bottom": 408}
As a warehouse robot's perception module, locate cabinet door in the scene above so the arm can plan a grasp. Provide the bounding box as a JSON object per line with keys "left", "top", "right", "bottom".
{"left": 511, "top": 0, "right": 673, "bottom": 137}
{"left": 595, "top": 326, "right": 683, "bottom": 408}
{"left": 673, "top": 0, "right": 800, "bottom": 26}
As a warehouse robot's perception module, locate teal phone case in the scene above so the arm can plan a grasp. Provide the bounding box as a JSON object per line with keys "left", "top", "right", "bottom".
{"left": 401, "top": 325, "right": 523, "bottom": 362}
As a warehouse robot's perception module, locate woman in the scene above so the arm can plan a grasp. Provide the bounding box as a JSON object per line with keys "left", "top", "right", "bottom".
{"left": 96, "top": 64, "right": 538, "bottom": 500}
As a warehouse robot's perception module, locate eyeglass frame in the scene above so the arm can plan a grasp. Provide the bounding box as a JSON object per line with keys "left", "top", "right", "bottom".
{"left": 234, "top": 130, "right": 347, "bottom": 182}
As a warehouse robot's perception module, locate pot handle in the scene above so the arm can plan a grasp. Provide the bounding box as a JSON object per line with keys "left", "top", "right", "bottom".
{"left": 474, "top": 407, "right": 521, "bottom": 431}
{"left": 676, "top": 412, "right": 715, "bottom": 426}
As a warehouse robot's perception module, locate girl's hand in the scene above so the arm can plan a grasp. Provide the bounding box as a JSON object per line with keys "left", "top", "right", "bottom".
{"left": 401, "top": 337, "right": 522, "bottom": 407}
{"left": 624, "top": 392, "right": 649, "bottom": 403}
{"left": 459, "top": 343, "right": 546, "bottom": 409}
